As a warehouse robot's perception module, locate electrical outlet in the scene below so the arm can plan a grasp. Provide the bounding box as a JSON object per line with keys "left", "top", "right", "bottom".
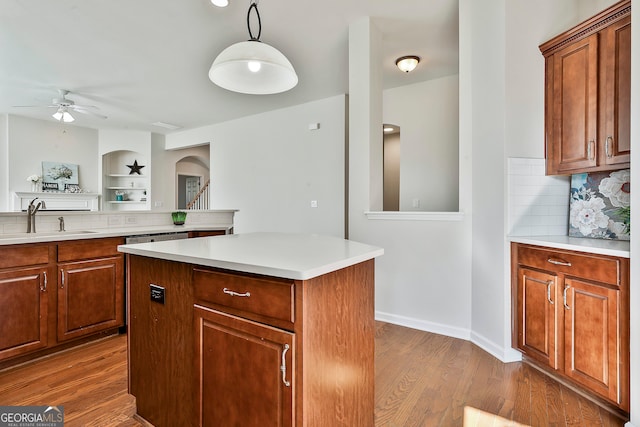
{"left": 310, "top": 200, "right": 318, "bottom": 208}
{"left": 154, "top": 201, "right": 163, "bottom": 207}
{"left": 108, "top": 215, "right": 124, "bottom": 226}
{"left": 125, "top": 216, "right": 137, "bottom": 224}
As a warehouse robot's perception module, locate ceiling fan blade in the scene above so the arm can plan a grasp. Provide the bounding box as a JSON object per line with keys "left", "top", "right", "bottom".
{"left": 71, "top": 106, "right": 107, "bottom": 119}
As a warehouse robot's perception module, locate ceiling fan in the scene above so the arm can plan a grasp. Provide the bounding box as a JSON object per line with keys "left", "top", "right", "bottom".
{"left": 14, "top": 89, "right": 107, "bottom": 122}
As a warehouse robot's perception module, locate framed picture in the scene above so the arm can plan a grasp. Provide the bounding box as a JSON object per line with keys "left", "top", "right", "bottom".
{"left": 42, "top": 162, "right": 79, "bottom": 192}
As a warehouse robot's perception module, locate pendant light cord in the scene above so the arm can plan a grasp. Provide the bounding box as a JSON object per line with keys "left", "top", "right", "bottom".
{"left": 247, "top": 1, "right": 261, "bottom": 41}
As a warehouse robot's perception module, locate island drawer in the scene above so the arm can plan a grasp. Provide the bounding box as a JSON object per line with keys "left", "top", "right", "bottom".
{"left": 193, "top": 268, "right": 295, "bottom": 325}
{"left": 516, "top": 245, "right": 620, "bottom": 286}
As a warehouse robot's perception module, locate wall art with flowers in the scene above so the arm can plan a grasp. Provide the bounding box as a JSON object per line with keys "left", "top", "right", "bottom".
{"left": 569, "top": 169, "right": 630, "bottom": 240}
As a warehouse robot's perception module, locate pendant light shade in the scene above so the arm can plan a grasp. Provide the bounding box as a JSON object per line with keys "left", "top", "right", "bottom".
{"left": 208, "top": 1, "right": 297, "bottom": 95}
{"left": 209, "top": 40, "right": 298, "bottom": 94}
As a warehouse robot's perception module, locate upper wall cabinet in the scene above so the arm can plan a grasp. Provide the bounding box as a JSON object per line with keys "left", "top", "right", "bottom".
{"left": 540, "top": 0, "right": 630, "bottom": 176}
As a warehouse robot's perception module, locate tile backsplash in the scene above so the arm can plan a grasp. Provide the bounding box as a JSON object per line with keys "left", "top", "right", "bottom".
{"left": 508, "top": 158, "right": 570, "bottom": 236}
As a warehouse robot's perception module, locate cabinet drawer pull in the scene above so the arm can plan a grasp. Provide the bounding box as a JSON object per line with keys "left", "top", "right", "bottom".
{"left": 547, "top": 258, "right": 571, "bottom": 267}
{"left": 563, "top": 285, "right": 571, "bottom": 310}
{"left": 41, "top": 272, "right": 47, "bottom": 292}
{"left": 605, "top": 136, "right": 613, "bottom": 158}
{"left": 281, "top": 344, "right": 291, "bottom": 387}
{"left": 222, "top": 287, "right": 250, "bottom": 298}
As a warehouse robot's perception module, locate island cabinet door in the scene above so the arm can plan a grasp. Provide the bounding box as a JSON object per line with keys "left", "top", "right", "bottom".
{"left": 57, "top": 256, "right": 124, "bottom": 342}
{"left": 195, "top": 305, "right": 294, "bottom": 427}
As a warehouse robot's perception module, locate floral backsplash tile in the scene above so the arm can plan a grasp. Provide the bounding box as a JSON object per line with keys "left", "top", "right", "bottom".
{"left": 569, "top": 169, "right": 630, "bottom": 240}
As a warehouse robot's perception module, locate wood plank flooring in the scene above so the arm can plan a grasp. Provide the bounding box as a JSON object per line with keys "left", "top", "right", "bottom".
{"left": 0, "top": 322, "right": 628, "bottom": 426}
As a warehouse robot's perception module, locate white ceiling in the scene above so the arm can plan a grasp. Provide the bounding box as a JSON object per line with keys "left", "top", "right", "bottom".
{"left": 0, "top": 0, "right": 459, "bottom": 134}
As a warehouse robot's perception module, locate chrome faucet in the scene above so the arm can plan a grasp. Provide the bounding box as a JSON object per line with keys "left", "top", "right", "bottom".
{"left": 58, "top": 216, "right": 65, "bottom": 232}
{"left": 26, "top": 198, "right": 46, "bottom": 233}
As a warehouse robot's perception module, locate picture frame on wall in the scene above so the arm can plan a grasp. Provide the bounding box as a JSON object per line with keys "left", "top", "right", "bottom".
{"left": 42, "top": 161, "right": 79, "bottom": 192}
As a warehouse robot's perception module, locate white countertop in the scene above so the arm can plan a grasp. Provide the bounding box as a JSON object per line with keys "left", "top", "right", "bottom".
{"left": 509, "top": 235, "right": 630, "bottom": 258}
{"left": 0, "top": 224, "right": 232, "bottom": 246}
{"left": 118, "top": 232, "right": 385, "bottom": 280}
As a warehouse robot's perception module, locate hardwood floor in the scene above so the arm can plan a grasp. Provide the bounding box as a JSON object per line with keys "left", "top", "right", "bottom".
{"left": 0, "top": 322, "right": 628, "bottom": 427}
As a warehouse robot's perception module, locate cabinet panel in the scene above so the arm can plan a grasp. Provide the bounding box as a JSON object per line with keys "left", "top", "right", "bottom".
{"left": 57, "top": 256, "right": 124, "bottom": 341}
{"left": 195, "top": 305, "right": 294, "bottom": 427}
{"left": 550, "top": 34, "right": 599, "bottom": 173}
{"left": 600, "top": 15, "right": 631, "bottom": 166}
{"left": 0, "top": 267, "right": 49, "bottom": 360}
{"left": 515, "top": 268, "right": 559, "bottom": 368}
{"left": 563, "top": 278, "right": 621, "bottom": 403}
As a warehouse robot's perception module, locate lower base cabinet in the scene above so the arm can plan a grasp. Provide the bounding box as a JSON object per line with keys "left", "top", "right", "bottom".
{"left": 0, "top": 238, "right": 125, "bottom": 367}
{"left": 511, "top": 242, "right": 629, "bottom": 412}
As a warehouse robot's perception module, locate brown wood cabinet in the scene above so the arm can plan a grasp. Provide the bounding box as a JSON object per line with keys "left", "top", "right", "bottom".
{"left": 0, "top": 237, "right": 124, "bottom": 367}
{"left": 195, "top": 306, "right": 294, "bottom": 427}
{"left": 540, "top": 0, "right": 630, "bottom": 175}
{"left": 127, "top": 255, "right": 375, "bottom": 427}
{"left": 57, "top": 237, "right": 124, "bottom": 342}
{"left": 511, "top": 242, "right": 629, "bottom": 412}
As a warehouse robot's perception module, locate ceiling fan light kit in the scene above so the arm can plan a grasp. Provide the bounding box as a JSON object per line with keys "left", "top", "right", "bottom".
{"left": 209, "top": 1, "right": 297, "bottom": 95}
{"left": 52, "top": 108, "right": 74, "bottom": 123}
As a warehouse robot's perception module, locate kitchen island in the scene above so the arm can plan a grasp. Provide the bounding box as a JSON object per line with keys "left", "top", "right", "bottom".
{"left": 118, "top": 232, "right": 383, "bottom": 427}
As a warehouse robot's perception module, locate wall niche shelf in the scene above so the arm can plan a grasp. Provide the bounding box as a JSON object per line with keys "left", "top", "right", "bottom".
{"left": 102, "top": 151, "right": 150, "bottom": 211}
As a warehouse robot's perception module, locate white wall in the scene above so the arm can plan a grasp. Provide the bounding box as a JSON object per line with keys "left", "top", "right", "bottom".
{"left": 7, "top": 115, "right": 99, "bottom": 195}
{"left": 349, "top": 18, "right": 473, "bottom": 341}
{"left": 166, "top": 95, "right": 347, "bottom": 238}
{"left": 0, "top": 115, "right": 8, "bottom": 211}
{"left": 383, "top": 75, "right": 459, "bottom": 211}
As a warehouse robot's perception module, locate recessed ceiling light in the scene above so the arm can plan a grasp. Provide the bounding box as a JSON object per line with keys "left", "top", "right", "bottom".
{"left": 211, "top": 0, "right": 229, "bottom": 7}
{"left": 383, "top": 126, "right": 395, "bottom": 132}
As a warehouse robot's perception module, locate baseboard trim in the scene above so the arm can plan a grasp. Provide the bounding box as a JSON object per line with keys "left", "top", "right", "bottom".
{"left": 375, "top": 311, "right": 522, "bottom": 363}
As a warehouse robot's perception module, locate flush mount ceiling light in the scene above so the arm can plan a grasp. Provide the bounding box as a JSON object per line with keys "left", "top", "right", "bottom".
{"left": 208, "top": 1, "right": 298, "bottom": 95}
{"left": 395, "top": 55, "right": 420, "bottom": 73}
{"left": 52, "top": 107, "right": 74, "bottom": 123}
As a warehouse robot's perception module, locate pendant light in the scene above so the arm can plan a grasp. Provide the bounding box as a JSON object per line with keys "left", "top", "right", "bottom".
{"left": 209, "top": 1, "right": 298, "bottom": 95}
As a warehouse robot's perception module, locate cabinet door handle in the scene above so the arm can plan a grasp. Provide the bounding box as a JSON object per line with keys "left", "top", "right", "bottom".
{"left": 563, "top": 285, "right": 571, "bottom": 310}
{"left": 60, "top": 270, "right": 65, "bottom": 289}
{"left": 605, "top": 136, "right": 613, "bottom": 158}
{"left": 547, "top": 281, "right": 554, "bottom": 305}
{"left": 587, "top": 140, "right": 595, "bottom": 160}
{"left": 280, "top": 344, "right": 291, "bottom": 387}
{"left": 41, "top": 272, "right": 47, "bottom": 292}
{"left": 547, "top": 258, "right": 571, "bottom": 267}
{"left": 222, "top": 287, "right": 250, "bottom": 297}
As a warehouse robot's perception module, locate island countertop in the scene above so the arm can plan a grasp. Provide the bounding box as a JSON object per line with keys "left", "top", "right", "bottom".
{"left": 118, "top": 231, "right": 384, "bottom": 280}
